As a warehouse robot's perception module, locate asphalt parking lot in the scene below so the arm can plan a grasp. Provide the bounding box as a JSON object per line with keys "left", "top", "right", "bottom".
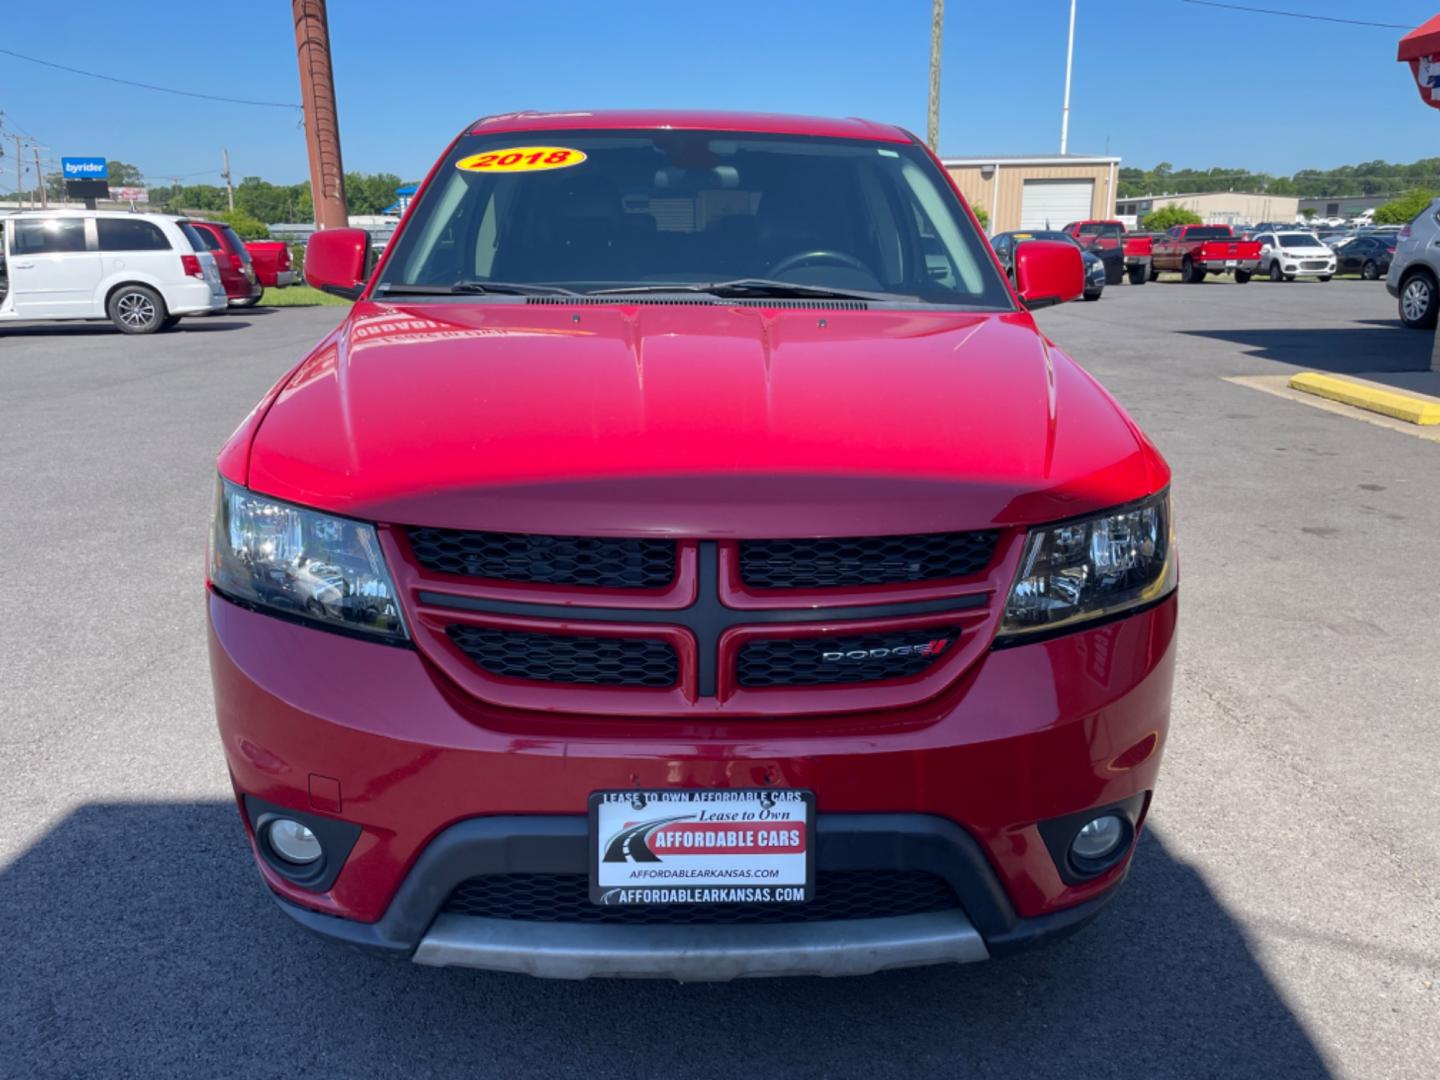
{"left": 2, "top": 281, "right": 1436, "bottom": 1079}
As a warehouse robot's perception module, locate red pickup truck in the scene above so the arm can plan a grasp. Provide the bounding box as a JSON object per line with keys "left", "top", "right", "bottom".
{"left": 1149, "top": 224, "right": 1261, "bottom": 284}
{"left": 1061, "top": 220, "right": 1152, "bottom": 285}
{"left": 243, "top": 240, "right": 297, "bottom": 290}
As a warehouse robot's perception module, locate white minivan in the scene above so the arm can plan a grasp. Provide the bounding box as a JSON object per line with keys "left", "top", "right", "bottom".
{"left": 0, "top": 210, "right": 228, "bottom": 333}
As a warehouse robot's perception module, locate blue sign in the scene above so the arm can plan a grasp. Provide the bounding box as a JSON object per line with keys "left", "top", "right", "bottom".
{"left": 62, "top": 157, "right": 107, "bottom": 180}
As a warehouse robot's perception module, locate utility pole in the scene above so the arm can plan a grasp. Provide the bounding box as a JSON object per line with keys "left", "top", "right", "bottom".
{"left": 33, "top": 143, "right": 45, "bottom": 208}
{"left": 927, "top": 0, "right": 944, "bottom": 152}
{"left": 14, "top": 135, "right": 22, "bottom": 210}
{"left": 293, "top": 0, "right": 349, "bottom": 229}
{"left": 221, "top": 147, "right": 234, "bottom": 211}
{"left": 1059, "top": 0, "right": 1077, "bottom": 154}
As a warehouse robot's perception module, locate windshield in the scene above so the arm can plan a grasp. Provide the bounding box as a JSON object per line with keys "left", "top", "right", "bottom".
{"left": 1278, "top": 234, "right": 1323, "bottom": 248}
{"left": 376, "top": 130, "right": 1011, "bottom": 307}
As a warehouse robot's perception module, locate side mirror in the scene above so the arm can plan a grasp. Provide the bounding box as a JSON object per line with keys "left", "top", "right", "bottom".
{"left": 304, "top": 227, "right": 371, "bottom": 300}
{"left": 1013, "top": 240, "right": 1084, "bottom": 309}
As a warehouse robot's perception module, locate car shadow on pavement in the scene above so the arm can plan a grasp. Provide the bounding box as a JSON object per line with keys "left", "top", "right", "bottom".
{"left": 1179, "top": 323, "right": 1432, "bottom": 387}
{"left": 0, "top": 320, "right": 252, "bottom": 337}
{"left": 0, "top": 802, "right": 1331, "bottom": 1079}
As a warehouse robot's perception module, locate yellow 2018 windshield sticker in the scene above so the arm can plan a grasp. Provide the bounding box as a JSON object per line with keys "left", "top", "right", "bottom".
{"left": 456, "top": 147, "right": 587, "bottom": 173}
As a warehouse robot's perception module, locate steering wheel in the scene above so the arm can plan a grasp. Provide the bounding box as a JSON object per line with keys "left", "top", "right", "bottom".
{"left": 765, "top": 249, "right": 872, "bottom": 278}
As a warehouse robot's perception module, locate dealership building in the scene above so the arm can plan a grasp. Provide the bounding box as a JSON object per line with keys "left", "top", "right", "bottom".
{"left": 944, "top": 155, "right": 1121, "bottom": 234}
{"left": 1115, "top": 191, "right": 1300, "bottom": 227}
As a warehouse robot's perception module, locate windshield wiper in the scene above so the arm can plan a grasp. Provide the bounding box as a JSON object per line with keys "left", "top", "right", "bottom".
{"left": 375, "top": 281, "right": 582, "bottom": 297}
{"left": 589, "top": 278, "right": 908, "bottom": 302}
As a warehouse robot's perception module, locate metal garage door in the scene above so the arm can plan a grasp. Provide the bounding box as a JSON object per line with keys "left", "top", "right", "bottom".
{"left": 1019, "top": 179, "right": 1095, "bottom": 229}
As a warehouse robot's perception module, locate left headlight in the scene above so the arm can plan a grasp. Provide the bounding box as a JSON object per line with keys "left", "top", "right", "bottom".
{"left": 210, "top": 479, "right": 407, "bottom": 642}
{"left": 1000, "top": 490, "right": 1175, "bottom": 637}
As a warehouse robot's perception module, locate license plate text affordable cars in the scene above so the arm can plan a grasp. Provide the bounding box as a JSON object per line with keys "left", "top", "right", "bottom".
{"left": 589, "top": 790, "right": 815, "bottom": 906}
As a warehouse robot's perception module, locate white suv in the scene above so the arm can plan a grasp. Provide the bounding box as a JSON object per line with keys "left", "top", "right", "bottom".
{"left": 1253, "top": 230, "right": 1337, "bottom": 282}
{"left": 0, "top": 210, "right": 227, "bottom": 333}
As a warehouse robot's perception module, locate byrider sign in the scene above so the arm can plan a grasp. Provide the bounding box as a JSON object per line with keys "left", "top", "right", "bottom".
{"left": 61, "top": 157, "right": 107, "bottom": 179}
{"left": 61, "top": 156, "right": 109, "bottom": 201}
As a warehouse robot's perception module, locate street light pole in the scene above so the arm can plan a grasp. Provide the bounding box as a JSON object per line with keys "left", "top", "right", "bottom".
{"left": 1060, "top": 0, "right": 1076, "bottom": 154}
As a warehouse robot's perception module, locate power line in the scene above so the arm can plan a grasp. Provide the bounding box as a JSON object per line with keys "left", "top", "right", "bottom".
{"left": 0, "top": 47, "right": 301, "bottom": 109}
{"left": 1180, "top": 1, "right": 1412, "bottom": 30}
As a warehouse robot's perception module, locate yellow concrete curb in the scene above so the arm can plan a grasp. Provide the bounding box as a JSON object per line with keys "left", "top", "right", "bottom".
{"left": 1287, "top": 373, "right": 1440, "bottom": 426}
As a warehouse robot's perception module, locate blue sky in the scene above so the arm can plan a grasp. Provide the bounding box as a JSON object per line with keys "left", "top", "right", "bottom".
{"left": 1, "top": 0, "right": 1433, "bottom": 191}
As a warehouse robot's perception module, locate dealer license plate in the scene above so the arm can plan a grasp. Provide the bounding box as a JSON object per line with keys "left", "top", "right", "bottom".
{"left": 589, "top": 789, "right": 815, "bottom": 906}
{"left": 1225, "top": 260, "right": 1238, "bottom": 268}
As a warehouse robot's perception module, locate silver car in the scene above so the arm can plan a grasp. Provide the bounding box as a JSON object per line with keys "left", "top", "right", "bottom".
{"left": 1385, "top": 197, "right": 1440, "bottom": 329}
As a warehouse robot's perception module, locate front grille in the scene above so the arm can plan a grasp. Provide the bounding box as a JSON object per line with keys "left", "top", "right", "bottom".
{"left": 408, "top": 527, "right": 675, "bottom": 588}
{"left": 441, "top": 870, "right": 958, "bottom": 924}
{"left": 739, "top": 532, "right": 998, "bottom": 589}
{"left": 1301, "top": 260, "right": 1329, "bottom": 270}
{"left": 447, "top": 626, "right": 677, "bottom": 687}
{"left": 736, "top": 629, "right": 957, "bottom": 687}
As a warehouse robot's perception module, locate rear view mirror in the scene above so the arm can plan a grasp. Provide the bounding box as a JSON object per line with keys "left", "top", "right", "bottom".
{"left": 1013, "top": 240, "right": 1084, "bottom": 310}
{"left": 304, "top": 228, "right": 371, "bottom": 300}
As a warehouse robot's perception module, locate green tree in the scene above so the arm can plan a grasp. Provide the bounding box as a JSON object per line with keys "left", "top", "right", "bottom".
{"left": 1142, "top": 206, "right": 1203, "bottom": 231}
{"left": 1300, "top": 208, "right": 1317, "bottom": 221}
{"left": 344, "top": 171, "right": 404, "bottom": 215}
{"left": 234, "top": 177, "right": 312, "bottom": 225}
{"left": 217, "top": 209, "right": 270, "bottom": 240}
{"left": 106, "top": 160, "right": 143, "bottom": 186}
{"left": 971, "top": 205, "right": 989, "bottom": 230}
{"left": 1373, "top": 188, "right": 1436, "bottom": 225}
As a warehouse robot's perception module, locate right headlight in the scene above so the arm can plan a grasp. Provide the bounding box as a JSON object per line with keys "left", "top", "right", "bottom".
{"left": 209, "top": 479, "right": 407, "bottom": 642}
{"left": 1000, "top": 490, "right": 1175, "bottom": 636}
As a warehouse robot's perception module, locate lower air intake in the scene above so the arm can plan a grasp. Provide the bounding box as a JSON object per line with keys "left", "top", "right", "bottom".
{"left": 442, "top": 870, "right": 959, "bottom": 924}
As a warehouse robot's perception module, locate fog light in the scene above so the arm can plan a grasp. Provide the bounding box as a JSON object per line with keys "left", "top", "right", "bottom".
{"left": 1071, "top": 814, "right": 1126, "bottom": 862}
{"left": 268, "top": 818, "right": 323, "bottom": 864}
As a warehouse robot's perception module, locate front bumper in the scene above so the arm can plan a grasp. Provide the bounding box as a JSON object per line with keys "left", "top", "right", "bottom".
{"left": 210, "top": 589, "right": 1175, "bottom": 976}
{"left": 274, "top": 269, "right": 297, "bottom": 288}
{"left": 1278, "top": 260, "right": 1336, "bottom": 277}
{"left": 268, "top": 812, "right": 1131, "bottom": 979}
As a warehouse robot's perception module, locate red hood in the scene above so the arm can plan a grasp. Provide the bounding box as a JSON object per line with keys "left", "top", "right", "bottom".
{"left": 236, "top": 301, "right": 1163, "bottom": 535}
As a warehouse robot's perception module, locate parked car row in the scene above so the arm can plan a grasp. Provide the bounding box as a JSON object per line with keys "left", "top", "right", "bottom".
{"left": 0, "top": 209, "right": 297, "bottom": 333}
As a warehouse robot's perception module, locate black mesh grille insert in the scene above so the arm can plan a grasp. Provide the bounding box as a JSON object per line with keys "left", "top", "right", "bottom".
{"left": 739, "top": 532, "right": 998, "bottom": 589}
{"left": 442, "top": 871, "right": 957, "bottom": 924}
{"left": 408, "top": 528, "right": 675, "bottom": 588}
{"left": 447, "top": 626, "right": 677, "bottom": 687}
{"left": 736, "top": 629, "right": 957, "bottom": 687}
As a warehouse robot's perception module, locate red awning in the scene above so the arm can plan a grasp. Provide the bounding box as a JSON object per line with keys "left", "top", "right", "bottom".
{"left": 1398, "top": 14, "right": 1440, "bottom": 61}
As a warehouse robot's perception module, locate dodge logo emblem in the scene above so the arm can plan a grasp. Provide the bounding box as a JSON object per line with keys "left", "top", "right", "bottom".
{"left": 821, "top": 638, "right": 951, "bottom": 663}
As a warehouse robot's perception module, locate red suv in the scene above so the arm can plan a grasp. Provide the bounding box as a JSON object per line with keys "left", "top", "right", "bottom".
{"left": 208, "top": 111, "right": 1176, "bottom": 980}
{"left": 188, "top": 220, "right": 262, "bottom": 307}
